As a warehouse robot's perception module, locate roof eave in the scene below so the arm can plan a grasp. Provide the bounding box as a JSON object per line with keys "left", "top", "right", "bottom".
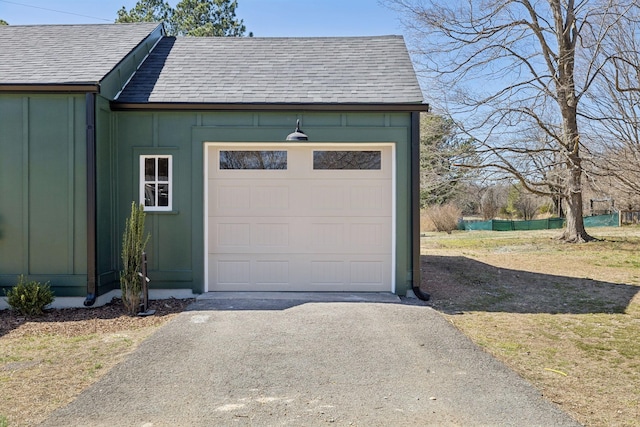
{"left": 0, "top": 83, "right": 100, "bottom": 93}
{"left": 110, "top": 101, "right": 430, "bottom": 112}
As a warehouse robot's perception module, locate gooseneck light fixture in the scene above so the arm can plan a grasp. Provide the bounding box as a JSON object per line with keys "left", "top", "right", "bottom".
{"left": 285, "top": 119, "right": 308, "bottom": 141}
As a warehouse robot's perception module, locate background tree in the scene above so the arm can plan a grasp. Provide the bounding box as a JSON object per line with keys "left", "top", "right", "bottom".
{"left": 419, "top": 113, "right": 477, "bottom": 207}
{"left": 116, "top": 0, "right": 172, "bottom": 24}
{"left": 116, "top": 0, "right": 249, "bottom": 37}
{"left": 480, "top": 184, "right": 508, "bottom": 220}
{"left": 172, "top": 0, "right": 247, "bottom": 36}
{"left": 0, "top": 19, "right": 8, "bottom": 25}
{"left": 508, "top": 184, "right": 546, "bottom": 220}
{"left": 387, "top": 0, "right": 640, "bottom": 242}
{"left": 581, "top": 7, "right": 640, "bottom": 206}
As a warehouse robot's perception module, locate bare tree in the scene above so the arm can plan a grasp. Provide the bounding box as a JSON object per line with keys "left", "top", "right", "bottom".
{"left": 480, "top": 184, "right": 507, "bottom": 220}
{"left": 387, "top": 0, "right": 639, "bottom": 242}
{"left": 511, "top": 185, "right": 546, "bottom": 220}
{"left": 580, "top": 7, "right": 640, "bottom": 202}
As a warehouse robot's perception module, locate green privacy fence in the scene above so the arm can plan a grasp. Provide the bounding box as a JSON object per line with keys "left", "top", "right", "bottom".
{"left": 460, "top": 213, "right": 619, "bottom": 231}
{"left": 583, "top": 213, "right": 619, "bottom": 227}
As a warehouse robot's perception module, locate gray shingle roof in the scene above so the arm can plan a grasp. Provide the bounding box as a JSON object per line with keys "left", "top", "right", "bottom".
{"left": 0, "top": 23, "right": 161, "bottom": 85}
{"left": 117, "top": 36, "right": 424, "bottom": 105}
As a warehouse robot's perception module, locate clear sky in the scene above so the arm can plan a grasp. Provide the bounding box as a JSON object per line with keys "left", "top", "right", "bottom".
{"left": 0, "top": 0, "right": 405, "bottom": 37}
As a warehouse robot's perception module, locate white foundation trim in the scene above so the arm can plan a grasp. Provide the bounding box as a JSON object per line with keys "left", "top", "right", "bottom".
{"left": 0, "top": 289, "right": 197, "bottom": 310}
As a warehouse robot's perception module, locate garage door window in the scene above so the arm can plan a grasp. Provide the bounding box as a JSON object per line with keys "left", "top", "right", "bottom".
{"left": 313, "top": 151, "right": 381, "bottom": 170}
{"left": 140, "top": 155, "right": 172, "bottom": 211}
{"left": 220, "top": 150, "right": 287, "bottom": 170}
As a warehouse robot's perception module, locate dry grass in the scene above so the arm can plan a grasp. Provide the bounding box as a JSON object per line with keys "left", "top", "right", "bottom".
{"left": 0, "top": 298, "right": 192, "bottom": 427}
{"left": 420, "top": 226, "right": 640, "bottom": 427}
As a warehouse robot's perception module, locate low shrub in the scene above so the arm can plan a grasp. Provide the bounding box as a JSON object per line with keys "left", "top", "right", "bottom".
{"left": 424, "top": 203, "right": 462, "bottom": 234}
{"left": 3, "top": 275, "right": 55, "bottom": 316}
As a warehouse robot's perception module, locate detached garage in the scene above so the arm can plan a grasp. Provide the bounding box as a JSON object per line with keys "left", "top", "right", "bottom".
{"left": 0, "top": 23, "right": 429, "bottom": 305}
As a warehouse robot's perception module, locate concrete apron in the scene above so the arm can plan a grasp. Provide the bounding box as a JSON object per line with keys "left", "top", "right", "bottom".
{"left": 43, "top": 293, "right": 581, "bottom": 427}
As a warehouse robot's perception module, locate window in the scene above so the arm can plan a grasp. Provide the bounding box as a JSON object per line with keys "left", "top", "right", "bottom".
{"left": 140, "top": 155, "right": 172, "bottom": 211}
{"left": 313, "top": 150, "right": 381, "bottom": 170}
{"left": 220, "top": 150, "right": 287, "bottom": 170}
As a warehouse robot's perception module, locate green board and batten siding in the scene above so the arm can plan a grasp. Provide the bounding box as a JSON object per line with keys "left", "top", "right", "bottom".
{"left": 112, "top": 111, "right": 415, "bottom": 296}
{"left": 0, "top": 100, "right": 418, "bottom": 298}
{"left": 0, "top": 94, "right": 88, "bottom": 296}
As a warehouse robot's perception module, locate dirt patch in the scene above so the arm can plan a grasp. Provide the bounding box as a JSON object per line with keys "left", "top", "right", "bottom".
{"left": 420, "top": 228, "right": 640, "bottom": 427}
{"left": 0, "top": 298, "right": 192, "bottom": 427}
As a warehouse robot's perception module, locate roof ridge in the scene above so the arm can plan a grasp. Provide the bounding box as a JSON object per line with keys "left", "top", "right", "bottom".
{"left": 0, "top": 22, "right": 160, "bottom": 29}
{"left": 168, "top": 34, "right": 404, "bottom": 41}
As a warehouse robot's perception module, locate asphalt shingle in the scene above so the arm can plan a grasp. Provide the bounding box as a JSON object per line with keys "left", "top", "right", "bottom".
{"left": 117, "top": 36, "right": 424, "bottom": 104}
{"left": 0, "top": 23, "right": 161, "bottom": 85}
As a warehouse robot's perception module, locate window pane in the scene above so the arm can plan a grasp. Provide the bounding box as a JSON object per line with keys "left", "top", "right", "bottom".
{"left": 144, "top": 158, "right": 156, "bottom": 181}
{"left": 158, "top": 184, "right": 169, "bottom": 207}
{"left": 158, "top": 157, "right": 169, "bottom": 181}
{"left": 220, "top": 151, "right": 287, "bottom": 170}
{"left": 313, "top": 151, "right": 381, "bottom": 170}
{"left": 144, "top": 183, "right": 156, "bottom": 206}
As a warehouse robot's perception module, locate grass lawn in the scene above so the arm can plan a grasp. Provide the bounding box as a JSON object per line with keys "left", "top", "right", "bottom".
{"left": 421, "top": 226, "right": 640, "bottom": 427}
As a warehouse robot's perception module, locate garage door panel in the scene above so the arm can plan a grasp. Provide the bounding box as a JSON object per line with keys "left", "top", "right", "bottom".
{"left": 216, "top": 260, "right": 251, "bottom": 285}
{"left": 253, "top": 185, "right": 290, "bottom": 210}
{"left": 210, "top": 218, "right": 291, "bottom": 251}
{"left": 210, "top": 181, "right": 291, "bottom": 216}
{"left": 350, "top": 184, "right": 387, "bottom": 211}
{"left": 350, "top": 261, "right": 384, "bottom": 285}
{"left": 308, "top": 181, "right": 390, "bottom": 216}
{"left": 350, "top": 222, "right": 386, "bottom": 250}
{"left": 214, "top": 184, "right": 252, "bottom": 210}
{"left": 211, "top": 217, "right": 390, "bottom": 254}
{"left": 216, "top": 222, "right": 251, "bottom": 246}
{"left": 212, "top": 178, "right": 390, "bottom": 218}
{"left": 310, "top": 260, "right": 345, "bottom": 285}
{"left": 255, "top": 260, "right": 290, "bottom": 285}
{"left": 210, "top": 254, "right": 389, "bottom": 292}
{"left": 310, "top": 222, "right": 345, "bottom": 248}
{"left": 308, "top": 218, "right": 390, "bottom": 253}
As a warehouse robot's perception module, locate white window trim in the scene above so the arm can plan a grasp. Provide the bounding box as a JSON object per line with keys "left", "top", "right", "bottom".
{"left": 140, "top": 155, "right": 173, "bottom": 211}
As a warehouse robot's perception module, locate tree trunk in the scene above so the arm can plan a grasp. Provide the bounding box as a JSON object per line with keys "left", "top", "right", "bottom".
{"left": 552, "top": 1, "right": 594, "bottom": 243}
{"left": 556, "top": 123, "right": 593, "bottom": 242}
{"left": 561, "top": 168, "right": 593, "bottom": 242}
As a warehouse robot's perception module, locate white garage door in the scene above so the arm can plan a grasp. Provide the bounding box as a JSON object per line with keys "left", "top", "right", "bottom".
{"left": 205, "top": 143, "right": 394, "bottom": 292}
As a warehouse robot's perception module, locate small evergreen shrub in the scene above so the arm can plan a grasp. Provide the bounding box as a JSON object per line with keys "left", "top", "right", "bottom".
{"left": 424, "top": 203, "right": 462, "bottom": 234}
{"left": 120, "top": 202, "right": 150, "bottom": 315}
{"left": 4, "top": 275, "right": 55, "bottom": 316}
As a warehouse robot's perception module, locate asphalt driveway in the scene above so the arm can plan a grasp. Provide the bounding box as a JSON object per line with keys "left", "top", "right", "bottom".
{"left": 43, "top": 293, "right": 581, "bottom": 426}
